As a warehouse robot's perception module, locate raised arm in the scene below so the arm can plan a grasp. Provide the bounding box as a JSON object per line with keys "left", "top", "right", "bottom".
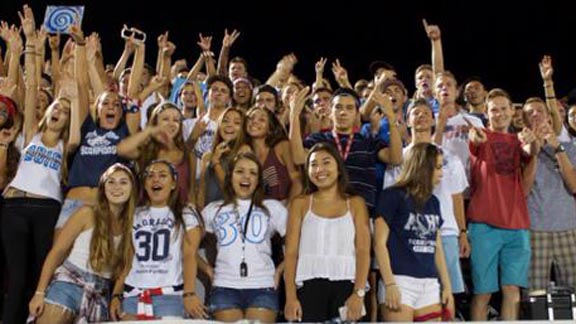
{"left": 197, "top": 33, "right": 215, "bottom": 77}
{"left": 86, "top": 33, "right": 106, "bottom": 98}
{"left": 423, "top": 19, "right": 444, "bottom": 75}
{"left": 375, "top": 92, "right": 402, "bottom": 165}
{"left": 539, "top": 55, "right": 562, "bottom": 135}
{"left": 312, "top": 57, "right": 327, "bottom": 91}
{"left": 69, "top": 24, "right": 89, "bottom": 126}
{"left": 6, "top": 25, "right": 24, "bottom": 110}
{"left": 34, "top": 28, "right": 47, "bottom": 87}
{"left": 288, "top": 87, "right": 310, "bottom": 165}
{"left": 20, "top": 5, "right": 38, "bottom": 145}
{"left": 267, "top": 53, "right": 297, "bottom": 88}
{"left": 47, "top": 33, "right": 61, "bottom": 88}
{"left": 113, "top": 26, "right": 136, "bottom": 81}
{"left": 216, "top": 28, "right": 240, "bottom": 76}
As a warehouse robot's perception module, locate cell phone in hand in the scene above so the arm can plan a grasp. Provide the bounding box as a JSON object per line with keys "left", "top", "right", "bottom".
{"left": 339, "top": 305, "right": 367, "bottom": 321}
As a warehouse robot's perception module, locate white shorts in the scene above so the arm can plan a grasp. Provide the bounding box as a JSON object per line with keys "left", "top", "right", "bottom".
{"left": 378, "top": 275, "right": 440, "bottom": 309}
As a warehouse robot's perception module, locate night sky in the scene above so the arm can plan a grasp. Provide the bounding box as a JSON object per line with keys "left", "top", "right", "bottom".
{"left": 2, "top": 0, "right": 575, "bottom": 102}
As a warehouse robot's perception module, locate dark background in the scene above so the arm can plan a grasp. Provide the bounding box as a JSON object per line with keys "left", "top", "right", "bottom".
{"left": 2, "top": 0, "right": 576, "bottom": 102}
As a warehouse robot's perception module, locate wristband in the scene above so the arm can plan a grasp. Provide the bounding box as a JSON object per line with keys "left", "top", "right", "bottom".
{"left": 112, "top": 293, "right": 124, "bottom": 301}
{"left": 34, "top": 291, "right": 45, "bottom": 296}
{"left": 183, "top": 292, "right": 196, "bottom": 298}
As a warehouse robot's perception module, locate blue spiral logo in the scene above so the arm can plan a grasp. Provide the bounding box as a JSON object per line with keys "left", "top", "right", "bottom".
{"left": 43, "top": 6, "right": 84, "bottom": 33}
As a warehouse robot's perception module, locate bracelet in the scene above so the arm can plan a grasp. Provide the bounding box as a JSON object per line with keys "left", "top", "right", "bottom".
{"left": 112, "top": 293, "right": 123, "bottom": 301}
{"left": 545, "top": 96, "right": 556, "bottom": 100}
{"left": 183, "top": 292, "right": 196, "bottom": 298}
{"left": 385, "top": 282, "right": 396, "bottom": 287}
{"left": 34, "top": 291, "right": 45, "bottom": 296}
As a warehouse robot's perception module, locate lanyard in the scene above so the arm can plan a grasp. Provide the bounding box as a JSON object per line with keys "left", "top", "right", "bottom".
{"left": 332, "top": 131, "right": 355, "bottom": 161}
{"left": 238, "top": 200, "right": 254, "bottom": 243}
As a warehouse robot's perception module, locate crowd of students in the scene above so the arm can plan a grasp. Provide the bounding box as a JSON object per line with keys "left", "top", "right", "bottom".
{"left": 0, "top": 4, "right": 575, "bottom": 323}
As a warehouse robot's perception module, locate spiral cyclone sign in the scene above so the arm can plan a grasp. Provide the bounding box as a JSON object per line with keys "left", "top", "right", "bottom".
{"left": 43, "top": 6, "right": 85, "bottom": 34}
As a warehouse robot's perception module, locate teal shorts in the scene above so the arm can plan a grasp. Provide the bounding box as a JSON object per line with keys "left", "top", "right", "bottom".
{"left": 469, "top": 223, "right": 531, "bottom": 294}
{"left": 442, "top": 235, "right": 465, "bottom": 294}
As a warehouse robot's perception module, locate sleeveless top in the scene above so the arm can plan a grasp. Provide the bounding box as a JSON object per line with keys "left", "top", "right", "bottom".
{"left": 67, "top": 227, "right": 121, "bottom": 278}
{"left": 262, "top": 147, "right": 291, "bottom": 201}
{"left": 8, "top": 133, "right": 64, "bottom": 202}
{"left": 295, "top": 196, "right": 356, "bottom": 285}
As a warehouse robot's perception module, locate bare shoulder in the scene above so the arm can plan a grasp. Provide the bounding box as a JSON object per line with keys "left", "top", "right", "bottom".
{"left": 349, "top": 195, "right": 367, "bottom": 209}
{"left": 67, "top": 205, "right": 96, "bottom": 230}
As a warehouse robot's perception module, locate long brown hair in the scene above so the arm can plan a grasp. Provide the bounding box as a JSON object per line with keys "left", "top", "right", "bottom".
{"left": 394, "top": 143, "right": 442, "bottom": 209}
{"left": 89, "top": 163, "right": 137, "bottom": 278}
{"left": 221, "top": 152, "right": 268, "bottom": 214}
{"left": 141, "top": 102, "right": 189, "bottom": 169}
{"left": 211, "top": 107, "right": 246, "bottom": 156}
{"left": 244, "top": 106, "right": 288, "bottom": 148}
{"left": 303, "top": 142, "right": 352, "bottom": 198}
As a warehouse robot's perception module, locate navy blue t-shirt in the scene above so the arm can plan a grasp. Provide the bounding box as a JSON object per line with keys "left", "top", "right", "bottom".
{"left": 304, "top": 131, "right": 386, "bottom": 214}
{"left": 68, "top": 116, "right": 130, "bottom": 188}
{"left": 376, "top": 187, "right": 443, "bottom": 278}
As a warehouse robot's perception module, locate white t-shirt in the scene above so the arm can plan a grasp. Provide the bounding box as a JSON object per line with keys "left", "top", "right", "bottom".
{"left": 202, "top": 199, "right": 287, "bottom": 289}
{"left": 437, "top": 112, "right": 484, "bottom": 179}
{"left": 193, "top": 114, "right": 217, "bottom": 179}
{"left": 124, "top": 206, "right": 199, "bottom": 289}
{"left": 383, "top": 143, "right": 468, "bottom": 236}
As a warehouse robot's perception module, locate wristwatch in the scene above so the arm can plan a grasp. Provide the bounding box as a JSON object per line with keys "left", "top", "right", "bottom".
{"left": 354, "top": 288, "right": 366, "bottom": 298}
{"left": 554, "top": 144, "right": 566, "bottom": 154}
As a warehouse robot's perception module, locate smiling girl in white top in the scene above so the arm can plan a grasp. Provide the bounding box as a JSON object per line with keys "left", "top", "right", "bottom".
{"left": 284, "top": 142, "right": 371, "bottom": 322}
{"left": 202, "top": 152, "right": 287, "bottom": 323}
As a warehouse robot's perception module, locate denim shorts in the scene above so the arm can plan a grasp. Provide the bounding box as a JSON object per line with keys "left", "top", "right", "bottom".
{"left": 55, "top": 199, "right": 85, "bottom": 228}
{"left": 209, "top": 286, "right": 278, "bottom": 313}
{"left": 44, "top": 262, "right": 110, "bottom": 318}
{"left": 123, "top": 294, "right": 185, "bottom": 319}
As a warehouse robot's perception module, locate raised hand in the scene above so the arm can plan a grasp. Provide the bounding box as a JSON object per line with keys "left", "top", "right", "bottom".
{"left": 277, "top": 53, "right": 298, "bottom": 73}
{"left": 0, "top": 78, "right": 17, "bottom": 99}
{"left": 0, "top": 21, "right": 10, "bottom": 42}
{"left": 197, "top": 33, "right": 212, "bottom": 52}
{"left": 331, "top": 59, "right": 350, "bottom": 86}
{"left": 222, "top": 28, "right": 240, "bottom": 48}
{"left": 422, "top": 19, "right": 441, "bottom": 41}
{"left": 539, "top": 55, "right": 554, "bottom": 81}
{"left": 67, "top": 24, "right": 85, "bottom": 44}
{"left": 157, "top": 31, "right": 168, "bottom": 50}
{"left": 36, "top": 27, "right": 48, "bottom": 49}
{"left": 18, "top": 4, "right": 36, "bottom": 39}
{"left": 315, "top": 57, "right": 328, "bottom": 75}
{"left": 468, "top": 126, "right": 487, "bottom": 144}
{"left": 289, "top": 86, "right": 310, "bottom": 121}
{"left": 48, "top": 32, "right": 60, "bottom": 51}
